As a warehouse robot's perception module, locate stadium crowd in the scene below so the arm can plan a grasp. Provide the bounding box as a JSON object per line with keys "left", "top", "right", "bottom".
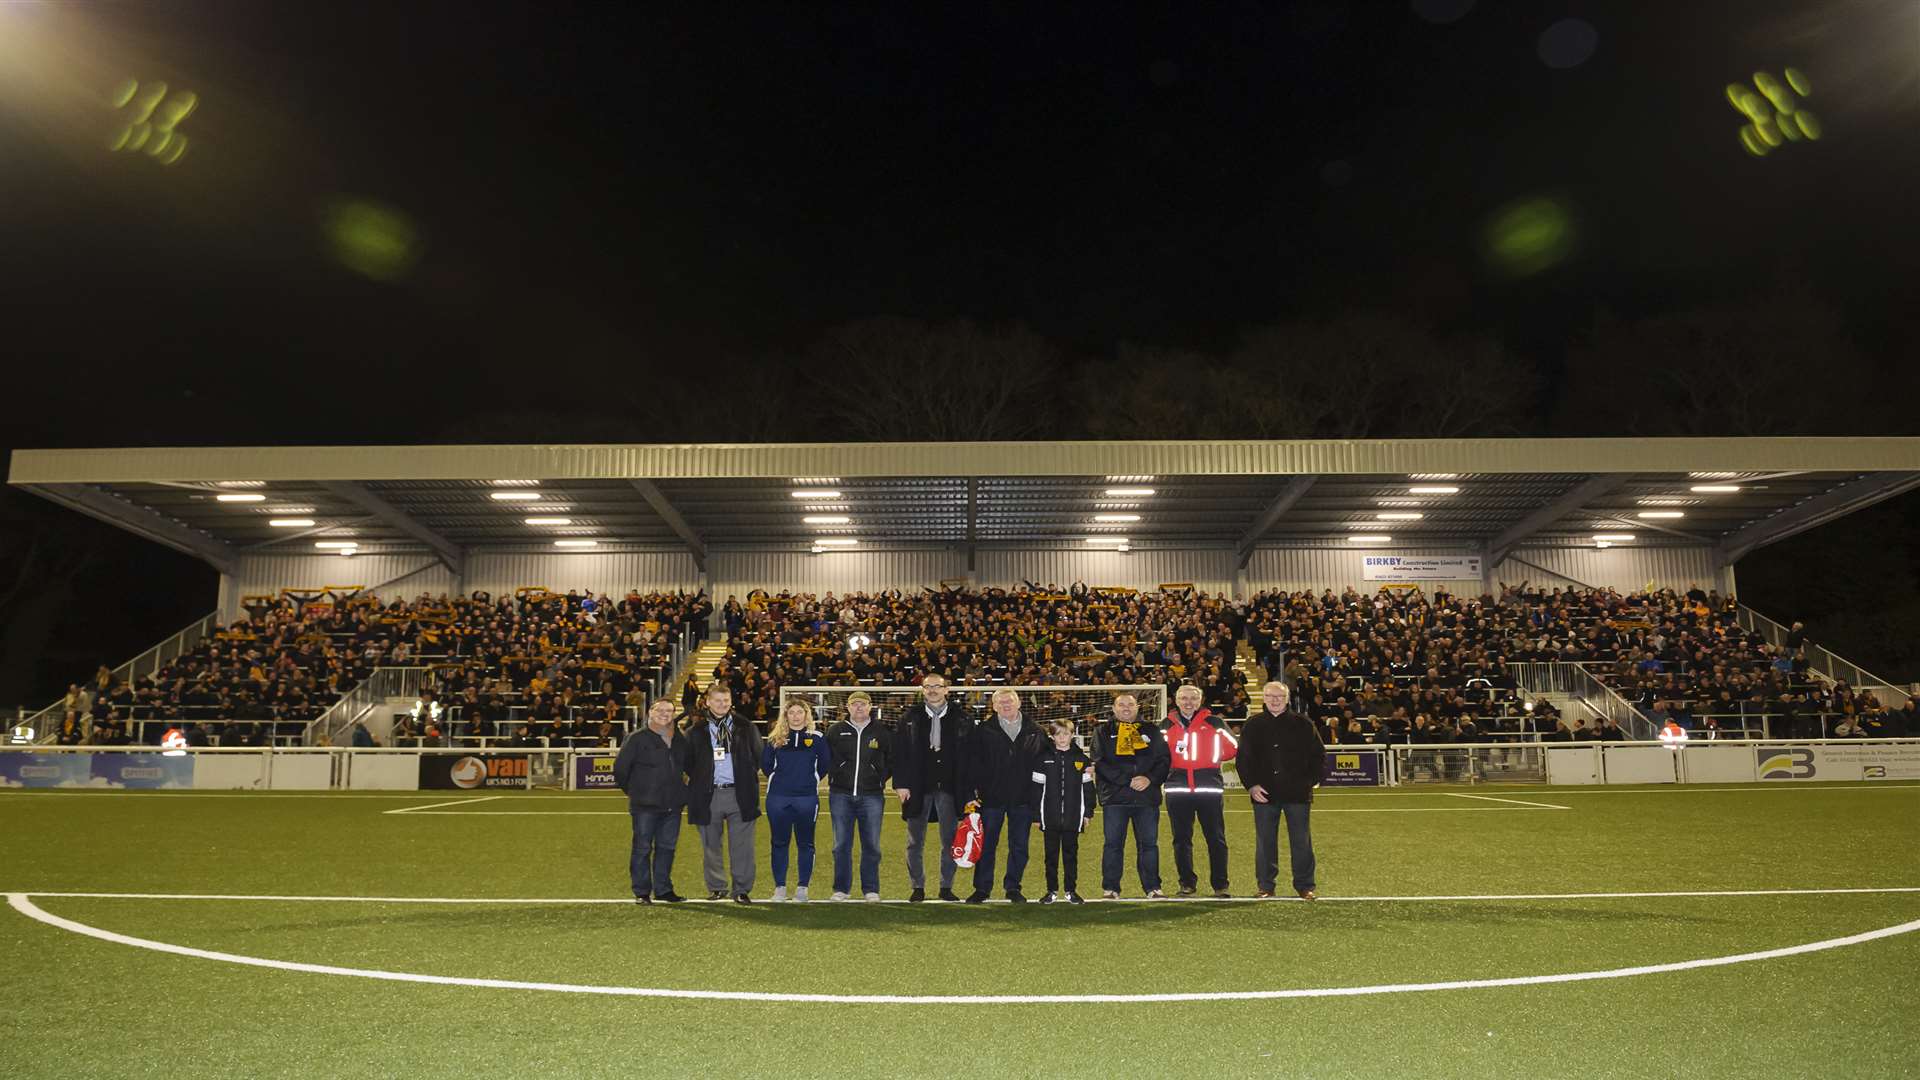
{"left": 46, "top": 578, "right": 1912, "bottom": 747}
{"left": 50, "top": 588, "right": 709, "bottom": 748}
{"left": 711, "top": 584, "right": 1250, "bottom": 728}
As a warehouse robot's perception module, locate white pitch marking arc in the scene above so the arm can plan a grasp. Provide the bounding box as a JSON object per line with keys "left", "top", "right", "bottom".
{"left": 382, "top": 796, "right": 505, "bottom": 815}
{"left": 1444, "top": 793, "right": 1572, "bottom": 809}
{"left": 7, "top": 887, "right": 1912, "bottom": 1006}
{"left": 8, "top": 888, "right": 1920, "bottom": 1005}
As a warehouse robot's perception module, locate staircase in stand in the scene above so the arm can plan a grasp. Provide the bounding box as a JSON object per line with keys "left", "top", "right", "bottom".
{"left": 670, "top": 639, "right": 731, "bottom": 709}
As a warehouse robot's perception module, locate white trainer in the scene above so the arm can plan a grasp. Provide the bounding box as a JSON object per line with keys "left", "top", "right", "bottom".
{"left": 794, "top": 886, "right": 809, "bottom": 903}
{"left": 830, "top": 891, "right": 850, "bottom": 901}
{"left": 770, "top": 886, "right": 788, "bottom": 902}
{"left": 863, "top": 892, "right": 881, "bottom": 902}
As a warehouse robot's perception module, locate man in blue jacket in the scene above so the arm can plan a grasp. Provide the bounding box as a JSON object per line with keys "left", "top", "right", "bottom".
{"left": 613, "top": 700, "right": 693, "bottom": 904}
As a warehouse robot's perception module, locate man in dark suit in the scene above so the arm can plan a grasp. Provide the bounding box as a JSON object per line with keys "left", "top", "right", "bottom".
{"left": 684, "top": 684, "right": 765, "bottom": 903}
{"left": 892, "top": 674, "right": 976, "bottom": 902}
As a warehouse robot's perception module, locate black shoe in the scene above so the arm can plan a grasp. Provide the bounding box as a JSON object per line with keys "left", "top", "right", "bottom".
{"left": 1176, "top": 884, "right": 1197, "bottom": 897}
{"left": 735, "top": 893, "right": 752, "bottom": 905}
{"left": 657, "top": 892, "right": 686, "bottom": 904}
{"left": 1006, "top": 891, "right": 1027, "bottom": 904}
{"left": 1068, "top": 891, "right": 1086, "bottom": 905}
{"left": 939, "top": 889, "right": 962, "bottom": 902}
{"left": 909, "top": 888, "right": 926, "bottom": 903}
{"left": 1040, "top": 892, "right": 1058, "bottom": 905}
{"left": 634, "top": 894, "right": 652, "bottom": 905}
{"left": 1213, "top": 890, "right": 1232, "bottom": 900}
{"left": 965, "top": 891, "right": 988, "bottom": 904}
{"left": 707, "top": 890, "right": 727, "bottom": 901}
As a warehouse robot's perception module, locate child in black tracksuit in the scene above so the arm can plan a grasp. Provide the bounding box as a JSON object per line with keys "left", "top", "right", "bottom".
{"left": 1032, "top": 720, "right": 1097, "bottom": 904}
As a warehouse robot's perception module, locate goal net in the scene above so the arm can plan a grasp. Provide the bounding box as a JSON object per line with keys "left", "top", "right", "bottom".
{"left": 777, "top": 684, "right": 1168, "bottom": 744}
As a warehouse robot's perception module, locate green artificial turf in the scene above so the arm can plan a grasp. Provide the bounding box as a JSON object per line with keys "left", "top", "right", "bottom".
{"left": 2, "top": 782, "right": 1917, "bottom": 1079}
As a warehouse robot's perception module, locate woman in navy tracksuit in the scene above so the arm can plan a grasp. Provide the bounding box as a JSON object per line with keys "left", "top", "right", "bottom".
{"left": 761, "top": 701, "right": 834, "bottom": 902}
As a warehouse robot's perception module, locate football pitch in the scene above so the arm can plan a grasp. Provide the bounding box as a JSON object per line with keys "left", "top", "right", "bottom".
{"left": 3, "top": 783, "right": 1917, "bottom": 1079}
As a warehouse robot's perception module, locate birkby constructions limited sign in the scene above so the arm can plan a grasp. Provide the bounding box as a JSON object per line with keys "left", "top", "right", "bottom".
{"left": 1360, "top": 556, "right": 1483, "bottom": 582}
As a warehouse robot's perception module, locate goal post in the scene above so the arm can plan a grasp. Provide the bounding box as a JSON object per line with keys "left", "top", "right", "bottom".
{"left": 777, "top": 684, "right": 1168, "bottom": 744}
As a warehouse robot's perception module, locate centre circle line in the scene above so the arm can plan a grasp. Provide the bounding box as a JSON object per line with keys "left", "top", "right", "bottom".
{"left": 8, "top": 890, "right": 1919, "bottom": 1004}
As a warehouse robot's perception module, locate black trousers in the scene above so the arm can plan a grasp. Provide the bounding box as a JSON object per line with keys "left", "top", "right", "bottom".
{"left": 1166, "top": 793, "right": 1229, "bottom": 891}
{"left": 1043, "top": 826, "right": 1080, "bottom": 893}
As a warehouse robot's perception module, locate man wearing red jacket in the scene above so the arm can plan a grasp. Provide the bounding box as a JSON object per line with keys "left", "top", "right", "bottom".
{"left": 1162, "top": 683, "right": 1237, "bottom": 898}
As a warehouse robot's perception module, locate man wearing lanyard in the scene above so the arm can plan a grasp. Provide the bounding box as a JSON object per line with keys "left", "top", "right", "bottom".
{"left": 686, "top": 683, "right": 764, "bottom": 903}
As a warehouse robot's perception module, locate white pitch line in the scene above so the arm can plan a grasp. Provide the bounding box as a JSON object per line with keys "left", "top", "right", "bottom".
{"left": 9, "top": 891, "right": 1920, "bottom": 1004}
{"left": 1445, "top": 793, "right": 1571, "bottom": 810}
{"left": 13, "top": 886, "right": 1920, "bottom": 906}
{"left": 382, "top": 796, "right": 505, "bottom": 816}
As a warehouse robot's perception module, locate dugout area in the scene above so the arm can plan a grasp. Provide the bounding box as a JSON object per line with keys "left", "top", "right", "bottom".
{"left": 2, "top": 781, "right": 1917, "bottom": 1078}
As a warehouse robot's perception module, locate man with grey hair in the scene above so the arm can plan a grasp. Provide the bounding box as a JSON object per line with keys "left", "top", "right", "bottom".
{"left": 1236, "top": 680, "right": 1327, "bottom": 900}
{"left": 894, "top": 674, "right": 976, "bottom": 902}
{"left": 960, "top": 688, "right": 1044, "bottom": 903}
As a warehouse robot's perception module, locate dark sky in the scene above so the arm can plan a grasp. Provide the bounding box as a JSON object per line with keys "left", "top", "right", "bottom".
{"left": 5, "top": 0, "right": 1917, "bottom": 415}
{"left": 3, "top": 1, "right": 1919, "bottom": 700}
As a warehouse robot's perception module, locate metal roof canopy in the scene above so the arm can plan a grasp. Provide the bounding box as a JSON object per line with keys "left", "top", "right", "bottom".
{"left": 11, "top": 438, "right": 1920, "bottom": 579}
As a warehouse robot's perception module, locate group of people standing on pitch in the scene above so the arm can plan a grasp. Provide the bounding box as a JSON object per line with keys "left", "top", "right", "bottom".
{"left": 613, "top": 677, "right": 1327, "bottom": 905}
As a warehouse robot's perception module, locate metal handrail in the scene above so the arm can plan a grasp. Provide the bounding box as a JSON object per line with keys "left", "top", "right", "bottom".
{"left": 23, "top": 610, "right": 223, "bottom": 742}
{"left": 303, "top": 667, "right": 430, "bottom": 747}
{"left": 1508, "top": 662, "right": 1656, "bottom": 741}
{"left": 1737, "top": 605, "right": 1911, "bottom": 707}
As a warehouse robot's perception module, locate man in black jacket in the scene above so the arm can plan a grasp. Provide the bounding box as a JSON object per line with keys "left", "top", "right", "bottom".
{"left": 826, "top": 692, "right": 893, "bottom": 900}
{"left": 1237, "top": 681, "right": 1327, "bottom": 900}
{"left": 961, "top": 688, "right": 1044, "bottom": 903}
{"left": 684, "top": 684, "right": 765, "bottom": 903}
{"left": 1094, "top": 693, "right": 1170, "bottom": 899}
{"left": 613, "top": 700, "right": 692, "bottom": 904}
{"left": 894, "top": 675, "right": 975, "bottom": 902}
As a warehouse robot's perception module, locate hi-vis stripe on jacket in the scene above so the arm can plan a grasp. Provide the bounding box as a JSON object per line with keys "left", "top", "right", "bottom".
{"left": 1163, "top": 707, "right": 1238, "bottom": 795}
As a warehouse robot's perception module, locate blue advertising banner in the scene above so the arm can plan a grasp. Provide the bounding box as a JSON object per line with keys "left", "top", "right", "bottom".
{"left": 1321, "top": 750, "right": 1385, "bottom": 787}
{"left": 0, "top": 752, "right": 93, "bottom": 788}
{"left": 89, "top": 752, "right": 194, "bottom": 789}
{"left": 574, "top": 754, "right": 619, "bottom": 789}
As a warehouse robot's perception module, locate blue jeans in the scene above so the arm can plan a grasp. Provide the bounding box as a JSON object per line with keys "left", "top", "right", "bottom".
{"left": 766, "top": 793, "right": 820, "bottom": 887}
{"left": 973, "top": 805, "right": 1035, "bottom": 896}
{"left": 1101, "top": 803, "right": 1162, "bottom": 893}
{"left": 628, "top": 808, "right": 681, "bottom": 898}
{"left": 829, "top": 792, "right": 884, "bottom": 895}
{"left": 1252, "top": 801, "right": 1316, "bottom": 893}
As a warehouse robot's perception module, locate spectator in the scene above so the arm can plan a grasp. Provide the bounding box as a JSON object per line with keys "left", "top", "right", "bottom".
{"left": 961, "top": 688, "right": 1045, "bottom": 904}
{"left": 826, "top": 692, "right": 891, "bottom": 901}
{"left": 761, "top": 701, "right": 832, "bottom": 903}
{"left": 686, "top": 684, "right": 763, "bottom": 904}
{"left": 614, "top": 700, "right": 692, "bottom": 904}
{"left": 894, "top": 674, "right": 975, "bottom": 903}
{"left": 1236, "top": 680, "right": 1327, "bottom": 901}
{"left": 1033, "top": 719, "right": 1095, "bottom": 905}
{"left": 1161, "top": 683, "right": 1236, "bottom": 899}
{"left": 1094, "top": 692, "right": 1169, "bottom": 900}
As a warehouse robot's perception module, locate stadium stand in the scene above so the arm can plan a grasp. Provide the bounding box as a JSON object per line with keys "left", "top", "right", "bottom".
{"left": 55, "top": 576, "right": 1902, "bottom": 748}
{"left": 55, "top": 588, "right": 708, "bottom": 749}
{"left": 713, "top": 584, "right": 1249, "bottom": 728}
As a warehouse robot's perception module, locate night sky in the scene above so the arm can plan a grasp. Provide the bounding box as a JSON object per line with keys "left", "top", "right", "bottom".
{"left": 2, "top": 1, "right": 1917, "bottom": 699}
